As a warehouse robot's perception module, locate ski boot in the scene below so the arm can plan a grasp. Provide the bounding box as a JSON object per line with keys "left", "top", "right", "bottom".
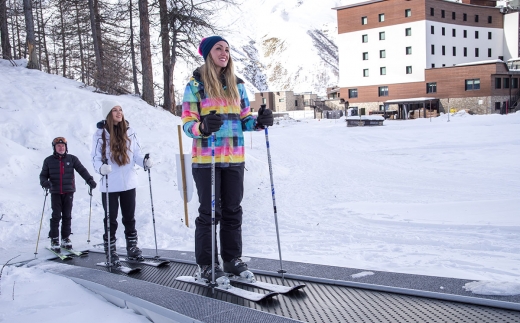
{"left": 224, "top": 257, "right": 255, "bottom": 282}
{"left": 104, "top": 238, "right": 120, "bottom": 266}
{"left": 60, "top": 237, "right": 72, "bottom": 250}
{"left": 50, "top": 237, "right": 60, "bottom": 253}
{"left": 125, "top": 233, "right": 144, "bottom": 261}
{"left": 198, "top": 263, "right": 230, "bottom": 287}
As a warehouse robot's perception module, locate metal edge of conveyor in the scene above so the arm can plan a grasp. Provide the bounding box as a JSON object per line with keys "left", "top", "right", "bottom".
{"left": 66, "top": 276, "right": 201, "bottom": 323}
{"left": 127, "top": 252, "right": 520, "bottom": 313}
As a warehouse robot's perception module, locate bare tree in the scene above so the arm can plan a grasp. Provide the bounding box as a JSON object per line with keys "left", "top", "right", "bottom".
{"left": 23, "top": 0, "right": 39, "bottom": 69}
{"left": 0, "top": 0, "right": 11, "bottom": 59}
{"left": 158, "top": 0, "right": 172, "bottom": 111}
{"left": 138, "top": 0, "right": 153, "bottom": 105}
{"left": 129, "top": 0, "right": 139, "bottom": 95}
{"left": 88, "top": 0, "right": 103, "bottom": 90}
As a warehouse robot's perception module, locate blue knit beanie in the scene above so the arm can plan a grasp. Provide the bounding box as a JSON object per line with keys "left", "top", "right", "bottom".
{"left": 198, "top": 36, "right": 229, "bottom": 61}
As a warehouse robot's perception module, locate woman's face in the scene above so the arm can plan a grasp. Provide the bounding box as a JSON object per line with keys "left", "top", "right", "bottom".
{"left": 209, "top": 41, "right": 229, "bottom": 72}
{"left": 110, "top": 106, "right": 123, "bottom": 124}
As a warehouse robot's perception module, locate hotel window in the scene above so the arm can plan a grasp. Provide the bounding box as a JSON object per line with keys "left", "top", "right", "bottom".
{"left": 427, "top": 82, "right": 437, "bottom": 93}
{"left": 279, "top": 98, "right": 285, "bottom": 102}
{"left": 465, "top": 79, "right": 480, "bottom": 91}
{"left": 363, "top": 69, "right": 369, "bottom": 77}
{"left": 405, "top": 9, "right": 411, "bottom": 17}
{"left": 453, "top": 47, "right": 456, "bottom": 56}
{"left": 431, "top": 63, "right": 435, "bottom": 68}
{"left": 405, "top": 28, "right": 412, "bottom": 36}
{"left": 380, "top": 67, "right": 386, "bottom": 75}
{"left": 441, "top": 10, "right": 445, "bottom": 18}
{"left": 475, "top": 31, "right": 479, "bottom": 39}
{"left": 362, "top": 34, "right": 368, "bottom": 43}
{"left": 431, "top": 26, "right": 434, "bottom": 34}
{"left": 348, "top": 89, "right": 358, "bottom": 98}
{"left": 442, "top": 46, "right": 445, "bottom": 56}
{"left": 488, "top": 48, "right": 492, "bottom": 58}
{"left": 488, "top": 16, "right": 492, "bottom": 23}
{"left": 464, "top": 47, "right": 467, "bottom": 57}
{"left": 379, "top": 13, "right": 385, "bottom": 22}
{"left": 463, "top": 30, "right": 467, "bottom": 38}
{"left": 295, "top": 100, "right": 298, "bottom": 107}
{"left": 512, "top": 78, "right": 518, "bottom": 88}
{"left": 380, "top": 50, "right": 386, "bottom": 58}
{"left": 362, "top": 16, "right": 368, "bottom": 25}
{"left": 262, "top": 98, "right": 266, "bottom": 104}
{"left": 475, "top": 48, "right": 479, "bottom": 57}
{"left": 452, "top": 29, "right": 456, "bottom": 37}
{"left": 488, "top": 32, "right": 492, "bottom": 39}
{"left": 431, "top": 45, "right": 435, "bottom": 55}
{"left": 406, "top": 46, "right": 412, "bottom": 55}
{"left": 406, "top": 66, "right": 412, "bottom": 74}
{"left": 504, "top": 77, "right": 510, "bottom": 89}
{"left": 463, "top": 13, "right": 467, "bottom": 21}
{"left": 442, "top": 27, "right": 445, "bottom": 36}
{"left": 475, "top": 15, "right": 479, "bottom": 22}
{"left": 452, "top": 12, "right": 456, "bottom": 20}
{"left": 378, "top": 86, "right": 389, "bottom": 97}
{"left": 430, "top": 8, "right": 434, "bottom": 16}
{"left": 379, "top": 32, "right": 385, "bottom": 40}
{"left": 495, "top": 78, "right": 501, "bottom": 89}
{"left": 363, "top": 52, "right": 369, "bottom": 60}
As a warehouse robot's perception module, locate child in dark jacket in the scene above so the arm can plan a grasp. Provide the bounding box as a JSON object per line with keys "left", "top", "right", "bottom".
{"left": 39, "top": 137, "right": 97, "bottom": 252}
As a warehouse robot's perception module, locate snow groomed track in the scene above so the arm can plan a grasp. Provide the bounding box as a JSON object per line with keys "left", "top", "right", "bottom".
{"left": 45, "top": 249, "right": 520, "bottom": 323}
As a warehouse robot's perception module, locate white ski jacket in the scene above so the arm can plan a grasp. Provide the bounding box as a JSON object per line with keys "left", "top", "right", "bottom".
{"left": 91, "top": 121, "right": 146, "bottom": 193}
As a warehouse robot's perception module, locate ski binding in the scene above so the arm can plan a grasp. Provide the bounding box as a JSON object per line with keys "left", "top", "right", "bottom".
{"left": 175, "top": 275, "right": 278, "bottom": 302}
{"left": 121, "top": 256, "right": 169, "bottom": 267}
{"left": 96, "top": 262, "right": 141, "bottom": 274}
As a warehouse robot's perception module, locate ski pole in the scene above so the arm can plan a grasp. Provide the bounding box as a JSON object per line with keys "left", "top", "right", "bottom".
{"left": 104, "top": 168, "right": 112, "bottom": 269}
{"left": 145, "top": 153, "right": 159, "bottom": 258}
{"left": 260, "top": 106, "right": 286, "bottom": 280}
{"left": 34, "top": 188, "right": 49, "bottom": 257}
{"left": 209, "top": 111, "right": 217, "bottom": 289}
{"left": 87, "top": 187, "right": 92, "bottom": 244}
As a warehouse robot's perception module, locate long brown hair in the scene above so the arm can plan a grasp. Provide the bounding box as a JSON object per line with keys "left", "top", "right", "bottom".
{"left": 102, "top": 111, "right": 130, "bottom": 166}
{"left": 201, "top": 53, "right": 240, "bottom": 103}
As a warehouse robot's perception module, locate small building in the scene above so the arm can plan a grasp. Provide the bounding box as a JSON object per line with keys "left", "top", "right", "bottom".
{"left": 251, "top": 91, "right": 318, "bottom": 112}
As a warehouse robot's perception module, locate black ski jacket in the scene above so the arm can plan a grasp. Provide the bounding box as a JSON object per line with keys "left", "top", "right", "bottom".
{"left": 39, "top": 153, "right": 93, "bottom": 194}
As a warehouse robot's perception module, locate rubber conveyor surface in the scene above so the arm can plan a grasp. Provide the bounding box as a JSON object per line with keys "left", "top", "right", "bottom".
{"left": 48, "top": 249, "right": 520, "bottom": 323}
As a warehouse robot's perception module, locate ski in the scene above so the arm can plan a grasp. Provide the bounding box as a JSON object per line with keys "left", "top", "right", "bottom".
{"left": 96, "top": 262, "right": 141, "bottom": 275}
{"left": 63, "top": 248, "right": 88, "bottom": 257}
{"left": 120, "top": 257, "right": 169, "bottom": 267}
{"left": 175, "top": 276, "right": 278, "bottom": 302}
{"left": 228, "top": 275, "right": 306, "bottom": 294}
{"left": 46, "top": 247, "right": 72, "bottom": 260}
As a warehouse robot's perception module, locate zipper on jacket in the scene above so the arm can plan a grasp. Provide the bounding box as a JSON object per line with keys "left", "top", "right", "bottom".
{"left": 59, "top": 157, "right": 64, "bottom": 194}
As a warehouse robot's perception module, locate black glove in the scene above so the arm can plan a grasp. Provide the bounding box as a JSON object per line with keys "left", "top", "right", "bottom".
{"left": 200, "top": 111, "right": 223, "bottom": 136}
{"left": 257, "top": 105, "right": 274, "bottom": 128}
{"left": 42, "top": 181, "right": 51, "bottom": 189}
{"left": 87, "top": 178, "right": 97, "bottom": 189}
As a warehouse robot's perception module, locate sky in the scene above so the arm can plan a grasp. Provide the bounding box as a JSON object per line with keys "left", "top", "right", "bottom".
{"left": 0, "top": 59, "right": 519, "bottom": 322}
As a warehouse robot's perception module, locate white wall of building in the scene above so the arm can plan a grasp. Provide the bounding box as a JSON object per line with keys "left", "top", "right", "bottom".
{"left": 338, "top": 21, "right": 427, "bottom": 87}
{"left": 425, "top": 21, "right": 504, "bottom": 67}
{"left": 503, "top": 12, "right": 519, "bottom": 60}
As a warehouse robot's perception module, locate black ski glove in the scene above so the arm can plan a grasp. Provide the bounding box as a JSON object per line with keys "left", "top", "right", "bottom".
{"left": 256, "top": 105, "right": 274, "bottom": 128}
{"left": 42, "top": 181, "right": 51, "bottom": 189}
{"left": 200, "top": 111, "right": 223, "bottom": 136}
{"left": 87, "top": 178, "right": 97, "bottom": 189}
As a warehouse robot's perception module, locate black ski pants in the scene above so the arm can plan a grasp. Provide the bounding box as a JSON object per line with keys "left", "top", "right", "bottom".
{"left": 192, "top": 165, "right": 244, "bottom": 266}
{"left": 48, "top": 193, "right": 74, "bottom": 239}
{"left": 101, "top": 188, "right": 137, "bottom": 242}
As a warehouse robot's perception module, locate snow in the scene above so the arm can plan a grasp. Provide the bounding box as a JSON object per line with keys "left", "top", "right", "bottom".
{"left": 0, "top": 59, "right": 519, "bottom": 321}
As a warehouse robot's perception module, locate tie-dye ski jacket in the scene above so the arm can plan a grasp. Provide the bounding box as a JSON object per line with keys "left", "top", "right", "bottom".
{"left": 182, "top": 68, "right": 258, "bottom": 168}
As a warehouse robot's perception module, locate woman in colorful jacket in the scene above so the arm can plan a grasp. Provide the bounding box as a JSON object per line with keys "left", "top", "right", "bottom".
{"left": 91, "top": 100, "right": 152, "bottom": 265}
{"left": 182, "top": 36, "right": 274, "bottom": 283}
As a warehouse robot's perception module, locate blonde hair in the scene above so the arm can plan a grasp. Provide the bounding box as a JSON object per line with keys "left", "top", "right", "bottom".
{"left": 102, "top": 112, "right": 131, "bottom": 166}
{"left": 201, "top": 54, "right": 240, "bottom": 103}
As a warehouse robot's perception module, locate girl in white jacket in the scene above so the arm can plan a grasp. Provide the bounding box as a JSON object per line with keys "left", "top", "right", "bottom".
{"left": 91, "top": 100, "right": 152, "bottom": 265}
